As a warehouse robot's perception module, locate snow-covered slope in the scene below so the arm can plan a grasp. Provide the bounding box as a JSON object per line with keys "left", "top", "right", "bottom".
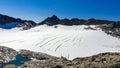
{"left": 0, "top": 25, "right": 120, "bottom": 59}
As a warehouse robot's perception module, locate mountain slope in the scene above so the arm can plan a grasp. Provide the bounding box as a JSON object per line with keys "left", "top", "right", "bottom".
{"left": 0, "top": 25, "right": 120, "bottom": 60}
{"left": 0, "top": 14, "right": 36, "bottom": 29}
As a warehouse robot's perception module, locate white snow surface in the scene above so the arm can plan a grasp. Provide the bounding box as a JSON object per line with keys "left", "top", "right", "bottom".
{"left": 0, "top": 25, "right": 120, "bottom": 60}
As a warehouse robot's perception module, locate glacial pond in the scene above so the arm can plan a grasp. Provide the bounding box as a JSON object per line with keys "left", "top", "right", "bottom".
{"left": 0, "top": 55, "right": 31, "bottom": 68}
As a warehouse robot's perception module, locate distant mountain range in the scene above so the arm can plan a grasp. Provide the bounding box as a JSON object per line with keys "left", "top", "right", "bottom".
{"left": 39, "top": 15, "right": 120, "bottom": 27}
{"left": 0, "top": 14, "right": 120, "bottom": 30}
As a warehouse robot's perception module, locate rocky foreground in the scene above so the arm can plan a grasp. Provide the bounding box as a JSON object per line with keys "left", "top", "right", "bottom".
{"left": 0, "top": 46, "right": 18, "bottom": 63}
{"left": 0, "top": 46, "right": 120, "bottom": 68}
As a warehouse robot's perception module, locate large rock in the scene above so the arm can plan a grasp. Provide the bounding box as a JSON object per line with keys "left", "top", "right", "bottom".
{"left": 0, "top": 46, "right": 18, "bottom": 63}
{"left": 4, "top": 64, "right": 17, "bottom": 68}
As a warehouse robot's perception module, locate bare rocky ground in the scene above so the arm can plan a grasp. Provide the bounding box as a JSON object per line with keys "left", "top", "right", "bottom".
{"left": 20, "top": 51, "right": 120, "bottom": 68}
{"left": 0, "top": 46, "right": 120, "bottom": 68}
{"left": 0, "top": 46, "right": 18, "bottom": 63}
{"left": 98, "top": 23, "right": 120, "bottom": 38}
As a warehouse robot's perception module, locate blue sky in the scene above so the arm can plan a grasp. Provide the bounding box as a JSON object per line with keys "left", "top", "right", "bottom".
{"left": 0, "top": 0, "right": 120, "bottom": 23}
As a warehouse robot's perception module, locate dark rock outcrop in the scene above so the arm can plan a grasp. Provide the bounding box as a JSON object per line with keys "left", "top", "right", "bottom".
{"left": 86, "top": 18, "right": 115, "bottom": 25}
{"left": 99, "top": 23, "right": 120, "bottom": 38}
{"left": 18, "top": 20, "right": 36, "bottom": 30}
{"left": 58, "top": 18, "right": 70, "bottom": 25}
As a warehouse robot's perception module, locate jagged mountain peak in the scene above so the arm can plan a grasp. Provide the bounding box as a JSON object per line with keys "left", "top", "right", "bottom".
{"left": 39, "top": 15, "right": 60, "bottom": 25}
{"left": 47, "top": 14, "right": 60, "bottom": 22}
{"left": 50, "top": 14, "right": 59, "bottom": 19}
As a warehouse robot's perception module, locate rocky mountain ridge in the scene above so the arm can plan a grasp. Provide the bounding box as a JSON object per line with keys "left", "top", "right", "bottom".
{"left": 1, "top": 14, "right": 120, "bottom": 29}
{"left": 39, "top": 15, "right": 120, "bottom": 26}
{"left": 0, "top": 14, "right": 36, "bottom": 30}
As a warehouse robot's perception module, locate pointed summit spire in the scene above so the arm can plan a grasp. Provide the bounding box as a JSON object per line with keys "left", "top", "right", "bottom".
{"left": 52, "top": 14, "right": 57, "bottom": 17}
{"left": 50, "top": 14, "right": 60, "bottom": 20}
{"left": 39, "top": 14, "right": 60, "bottom": 25}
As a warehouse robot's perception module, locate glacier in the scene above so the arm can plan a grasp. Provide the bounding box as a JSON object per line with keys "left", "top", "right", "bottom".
{"left": 0, "top": 25, "right": 120, "bottom": 60}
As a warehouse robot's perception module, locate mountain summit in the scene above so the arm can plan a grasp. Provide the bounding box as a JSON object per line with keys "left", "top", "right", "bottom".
{"left": 39, "top": 15, "right": 60, "bottom": 26}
